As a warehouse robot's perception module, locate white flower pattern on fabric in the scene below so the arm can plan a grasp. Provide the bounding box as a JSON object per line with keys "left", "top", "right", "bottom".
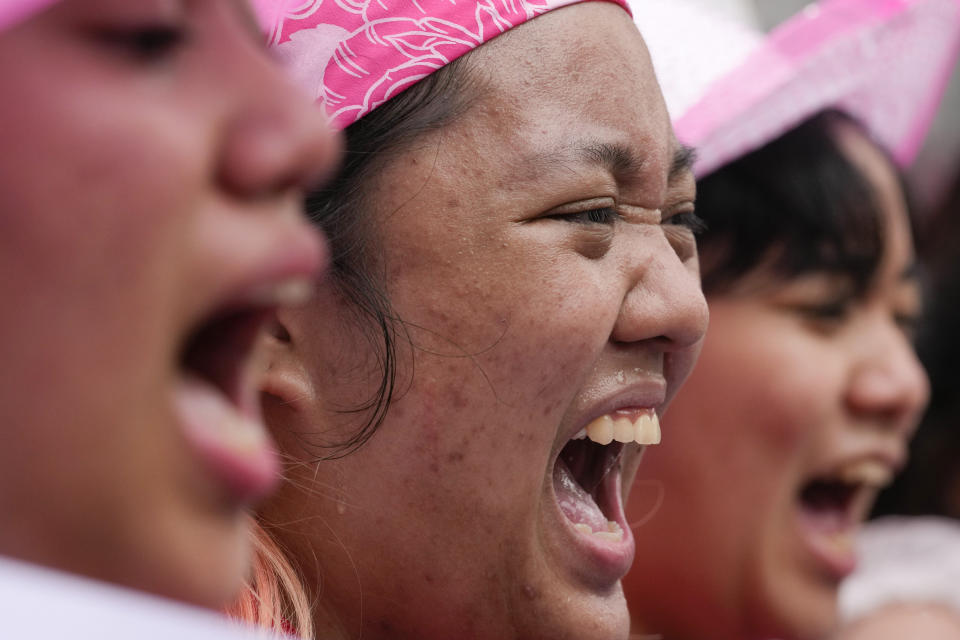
{"left": 259, "top": 0, "right": 631, "bottom": 129}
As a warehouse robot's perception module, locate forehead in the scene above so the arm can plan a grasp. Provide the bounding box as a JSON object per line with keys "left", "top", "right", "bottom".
{"left": 460, "top": 1, "right": 681, "bottom": 203}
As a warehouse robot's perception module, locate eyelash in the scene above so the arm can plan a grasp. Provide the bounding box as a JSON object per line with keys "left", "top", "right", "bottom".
{"left": 95, "top": 23, "right": 189, "bottom": 63}
{"left": 665, "top": 211, "right": 707, "bottom": 234}
{"left": 796, "top": 300, "right": 852, "bottom": 321}
{"left": 553, "top": 207, "right": 619, "bottom": 225}
{"left": 795, "top": 301, "right": 921, "bottom": 339}
{"left": 553, "top": 208, "right": 707, "bottom": 229}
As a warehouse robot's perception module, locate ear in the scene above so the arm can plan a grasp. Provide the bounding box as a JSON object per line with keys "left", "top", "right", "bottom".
{"left": 258, "top": 311, "right": 315, "bottom": 419}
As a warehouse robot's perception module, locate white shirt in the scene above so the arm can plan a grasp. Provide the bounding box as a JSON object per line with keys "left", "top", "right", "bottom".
{"left": 0, "top": 556, "right": 284, "bottom": 640}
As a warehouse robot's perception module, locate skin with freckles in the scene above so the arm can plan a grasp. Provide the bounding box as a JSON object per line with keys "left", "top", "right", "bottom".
{"left": 624, "top": 122, "right": 930, "bottom": 640}
{"left": 0, "top": 0, "right": 337, "bottom": 609}
{"left": 259, "top": 3, "right": 707, "bottom": 639}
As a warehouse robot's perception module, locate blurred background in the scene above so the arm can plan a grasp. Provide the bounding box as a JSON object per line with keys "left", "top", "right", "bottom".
{"left": 689, "top": 0, "right": 960, "bottom": 215}
{"left": 688, "top": 0, "right": 960, "bottom": 520}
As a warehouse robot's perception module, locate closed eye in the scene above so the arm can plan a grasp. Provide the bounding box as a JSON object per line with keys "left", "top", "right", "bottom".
{"left": 550, "top": 207, "right": 619, "bottom": 225}
{"left": 93, "top": 23, "right": 190, "bottom": 64}
{"left": 789, "top": 298, "right": 857, "bottom": 335}
{"left": 664, "top": 211, "right": 707, "bottom": 235}
{"left": 795, "top": 299, "right": 853, "bottom": 322}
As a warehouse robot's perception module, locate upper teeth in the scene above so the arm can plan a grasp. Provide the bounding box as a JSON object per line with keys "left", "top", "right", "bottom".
{"left": 575, "top": 412, "right": 661, "bottom": 445}
{"left": 837, "top": 461, "right": 893, "bottom": 488}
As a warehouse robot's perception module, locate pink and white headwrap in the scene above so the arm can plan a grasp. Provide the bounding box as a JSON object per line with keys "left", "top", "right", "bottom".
{"left": 0, "top": 0, "right": 58, "bottom": 32}
{"left": 634, "top": 0, "right": 960, "bottom": 176}
{"left": 251, "top": 0, "right": 632, "bottom": 130}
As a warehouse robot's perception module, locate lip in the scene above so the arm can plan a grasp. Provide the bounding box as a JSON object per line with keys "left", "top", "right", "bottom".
{"left": 793, "top": 453, "right": 902, "bottom": 581}
{"left": 560, "top": 380, "right": 667, "bottom": 444}
{"left": 552, "top": 461, "right": 637, "bottom": 586}
{"left": 547, "top": 380, "right": 667, "bottom": 586}
{"left": 808, "top": 448, "right": 907, "bottom": 484}
{"left": 173, "top": 219, "right": 326, "bottom": 506}
{"left": 795, "top": 509, "right": 859, "bottom": 580}
{"left": 173, "top": 370, "right": 280, "bottom": 504}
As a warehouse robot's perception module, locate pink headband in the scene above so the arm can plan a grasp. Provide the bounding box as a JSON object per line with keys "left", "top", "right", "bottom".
{"left": 254, "top": 0, "right": 632, "bottom": 130}
{"left": 0, "top": 0, "right": 58, "bottom": 32}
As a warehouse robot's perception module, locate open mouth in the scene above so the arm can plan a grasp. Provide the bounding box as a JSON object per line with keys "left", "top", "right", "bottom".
{"left": 173, "top": 279, "right": 312, "bottom": 504}
{"left": 556, "top": 438, "right": 626, "bottom": 539}
{"left": 795, "top": 460, "right": 893, "bottom": 576}
{"left": 553, "top": 409, "right": 661, "bottom": 542}
{"left": 180, "top": 307, "right": 269, "bottom": 412}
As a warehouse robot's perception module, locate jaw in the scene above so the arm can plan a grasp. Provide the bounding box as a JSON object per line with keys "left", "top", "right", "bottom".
{"left": 755, "top": 552, "right": 842, "bottom": 640}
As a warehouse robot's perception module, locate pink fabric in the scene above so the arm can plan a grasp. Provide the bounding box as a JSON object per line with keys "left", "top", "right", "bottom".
{"left": 0, "top": 0, "right": 58, "bottom": 31}
{"left": 256, "top": 0, "right": 631, "bottom": 129}
{"left": 671, "top": 0, "right": 960, "bottom": 175}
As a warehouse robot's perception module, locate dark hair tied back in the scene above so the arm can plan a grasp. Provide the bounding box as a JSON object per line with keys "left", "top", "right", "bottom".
{"left": 300, "top": 57, "right": 479, "bottom": 459}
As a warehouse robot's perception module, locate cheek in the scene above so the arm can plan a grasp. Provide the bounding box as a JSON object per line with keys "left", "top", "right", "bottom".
{"left": 384, "top": 231, "right": 620, "bottom": 412}
{"left": 693, "top": 314, "right": 839, "bottom": 456}
{"left": 645, "top": 311, "right": 842, "bottom": 524}
{"left": 340, "top": 261, "right": 617, "bottom": 509}
{"left": 382, "top": 304, "right": 601, "bottom": 478}
{"left": 0, "top": 95, "right": 208, "bottom": 442}
{"left": 2, "top": 89, "right": 203, "bottom": 282}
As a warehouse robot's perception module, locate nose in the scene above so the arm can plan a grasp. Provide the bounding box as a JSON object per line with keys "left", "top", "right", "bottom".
{"left": 216, "top": 80, "right": 341, "bottom": 200}
{"left": 610, "top": 235, "right": 709, "bottom": 351}
{"left": 214, "top": 11, "right": 341, "bottom": 202}
{"left": 846, "top": 317, "right": 930, "bottom": 436}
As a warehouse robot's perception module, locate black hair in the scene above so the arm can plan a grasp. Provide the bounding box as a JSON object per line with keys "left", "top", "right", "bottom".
{"left": 695, "top": 110, "right": 887, "bottom": 296}
{"left": 299, "top": 56, "right": 480, "bottom": 459}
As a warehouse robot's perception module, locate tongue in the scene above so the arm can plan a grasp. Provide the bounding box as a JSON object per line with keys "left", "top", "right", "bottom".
{"left": 553, "top": 458, "right": 609, "bottom": 532}
{"left": 799, "top": 483, "right": 855, "bottom": 535}
{"left": 799, "top": 505, "right": 852, "bottom": 535}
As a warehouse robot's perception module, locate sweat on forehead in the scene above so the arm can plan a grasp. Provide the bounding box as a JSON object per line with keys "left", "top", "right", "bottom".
{"left": 257, "top": 0, "right": 631, "bottom": 130}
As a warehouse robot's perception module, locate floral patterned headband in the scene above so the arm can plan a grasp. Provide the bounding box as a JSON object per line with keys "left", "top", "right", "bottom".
{"left": 252, "top": 0, "right": 632, "bottom": 130}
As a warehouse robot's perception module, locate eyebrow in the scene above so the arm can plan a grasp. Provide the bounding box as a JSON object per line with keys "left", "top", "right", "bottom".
{"left": 520, "top": 140, "right": 697, "bottom": 187}
{"left": 578, "top": 142, "right": 696, "bottom": 183}
{"left": 670, "top": 145, "right": 697, "bottom": 182}
{"left": 579, "top": 142, "right": 645, "bottom": 176}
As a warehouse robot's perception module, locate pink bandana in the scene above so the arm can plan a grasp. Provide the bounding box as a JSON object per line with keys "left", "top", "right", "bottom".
{"left": 0, "top": 0, "right": 58, "bottom": 32}
{"left": 253, "top": 0, "right": 632, "bottom": 130}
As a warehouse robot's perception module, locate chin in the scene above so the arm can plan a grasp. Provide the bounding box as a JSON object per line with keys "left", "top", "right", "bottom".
{"left": 764, "top": 578, "right": 840, "bottom": 640}
{"left": 524, "top": 589, "right": 631, "bottom": 640}
{"left": 135, "top": 510, "right": 251, "bottom": 610}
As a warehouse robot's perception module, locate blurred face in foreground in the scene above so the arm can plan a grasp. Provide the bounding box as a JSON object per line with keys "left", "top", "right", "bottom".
{"left": 0, "top": 0, "right": 338, "bottom": 608}
{"left": 260, "top": 3, "right": 708, "bottom": 638}
{"left": 625, "top": 121, "right": 929, "bottom": 640}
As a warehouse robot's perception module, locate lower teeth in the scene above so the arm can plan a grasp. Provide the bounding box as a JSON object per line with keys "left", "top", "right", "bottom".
{"left": 574, "top": 520, "right": 624, "bottom": 541}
